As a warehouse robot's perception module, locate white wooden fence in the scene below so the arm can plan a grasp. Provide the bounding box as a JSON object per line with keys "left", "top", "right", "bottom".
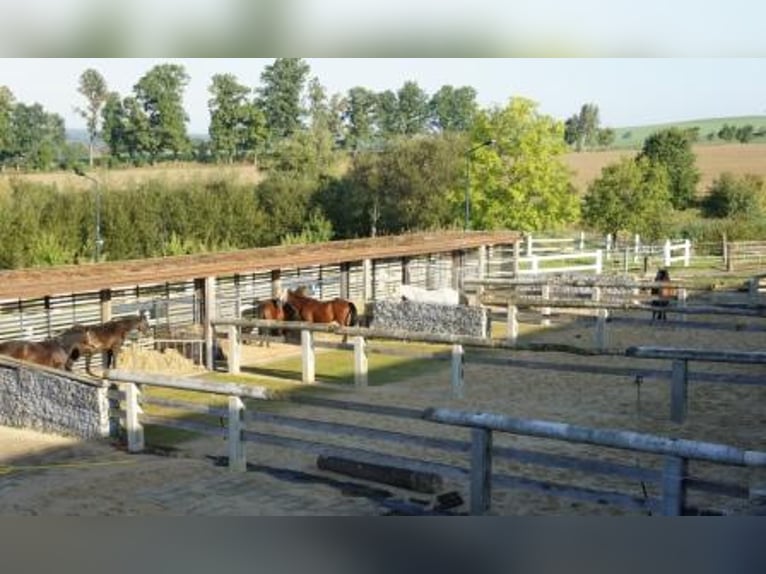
{"left": 105, "top": 365, "right": 766, "bottom": 516}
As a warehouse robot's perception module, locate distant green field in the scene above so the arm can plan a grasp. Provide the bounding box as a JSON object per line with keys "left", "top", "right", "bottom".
{"left": 611, "top": 116, "right": 766, "bottom": 149}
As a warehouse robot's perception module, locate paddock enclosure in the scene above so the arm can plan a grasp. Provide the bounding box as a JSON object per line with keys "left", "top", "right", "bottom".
{"left": 1, "top": 230, "right": 765, "bottom": 515}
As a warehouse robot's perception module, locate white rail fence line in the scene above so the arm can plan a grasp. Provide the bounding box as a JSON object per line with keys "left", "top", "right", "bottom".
{"left": 104, "top": 368, "right": 766, "bottom": 516}
{"left": 214, "top": 319, "right": 766, "bottom": 423}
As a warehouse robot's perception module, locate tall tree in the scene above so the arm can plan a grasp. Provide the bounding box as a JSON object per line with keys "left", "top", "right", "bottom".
{"left": 9, "top": 103, "right": 66, "bottom": 170}
{"left": 396, "top": 81, "right": 430, "bottom": 135}
{"left": 466, "top": 98, "right": 579, "bottom": 231}
{"left": 375, "top": 90, "right": 399, "bottom": 138}
{"left": 344, "top": 86, "right": 377, "bottom": 150}
{"left": 638, "top": 127, "right": 700, "bottom": 210}
{"left": 0, "top": 86, "right": 15, "bottom": 164}
{"left": 429, "top": 85, "right": 478, "bottom": 132}
{"left": 208, "top": 73, "right": 264, "bottom": 163}
{"left": 133, "top": 63, "right": 190, "bottom": 161}
{"left": 101, "top": 92, "right": 126, "bottom": 159}
{"left": 255, "top": 58, "right": 310, "bottom": 141}
{"left": 122, "top": 96, "right": 153, "bottom": 163}
{"left": 582, "top": 157, "right": 672, "bottom": 241}
{"left": 565, "top": 103, "right": 601, "bottom": 151}
{"left": 75, "top": 68, "right": 108, "bottom": 168}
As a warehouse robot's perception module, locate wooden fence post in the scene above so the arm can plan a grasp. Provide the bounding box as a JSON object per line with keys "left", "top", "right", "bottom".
{"left": 507, "top": 304, "right": 518, "bottom": 344}
{"left": 683, "top": 239, "right": 691, "bottom": 267}
{"left": 363, "top": 258, "right": 373, "bottom": 304}
{"left": 526, "top": 234, "right": 533, "bottom": 257}
{"left": 271, "top": 269, "right": 282, "bottom": 298}
{"left": 671, "top": 359, "right": 689, "bottom": 423}
{"left": 227, "top": 325, "right": 241, "bottom": 375}
{"left": 228, "top": 396, "right": 246, "bottom": 472}
{"left": 203, "top": 276, "right": 216, "bottom": 370}
{"left": 540, "top": 283, "right": 551, "bottom": 327}
{"left": 595, "top": 307, "right": 608, "bottom": 350}
{"left": 663, "top": 240, "right": 671, "bottom": 267}
{"left": 595, "top": 249, "right": 603, "bottom": 274}
{"left": 579, "top": 231, "right": 585, "bottom": 252}
{"left": 470, "top": 428, "right": 493, "bottom": 515}
{"left": 340, "top": 263, "right": 350, "bottom": 300}
{"left": 302, "top": 329, "right": 315, "bottom": 384}
{"left": 661, "top": 455, "right": 688, "bottom": 516}
{"left": 678, "top": 288, "right": 687, "bottom": 323}
{"left": 123, "top": 382, "right": 144, "bottom": 453}
{"left": 512, "top": 241, "right": 521, "bottom": 277}
{"left": 100, "top": 289, "right": 112, "bottom": 369}
{"left": 354, "top": 336, "right": 368, "bottom": 388}
{"left": 451, "top": 344, "right": 464, "bottom": 399}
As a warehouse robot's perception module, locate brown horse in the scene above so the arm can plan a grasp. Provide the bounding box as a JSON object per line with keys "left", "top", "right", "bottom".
{"left": 0, "top": 337, "right": 84, "bottom": 371}
{"left": 650, "top": 268, "right": 676, "bottom": 321}
{"left": 59, "top": 313, "right": 151, "bottom": 374}
{"left": 243, "top": 298, "right": 300, "bottom": 346}
{"left": 285, "top": 288, "right": 358, "bottom": 342}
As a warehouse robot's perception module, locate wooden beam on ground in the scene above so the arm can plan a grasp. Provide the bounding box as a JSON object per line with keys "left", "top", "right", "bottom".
{"left": 317, "top": 455, "right": 444, "bottom": 494}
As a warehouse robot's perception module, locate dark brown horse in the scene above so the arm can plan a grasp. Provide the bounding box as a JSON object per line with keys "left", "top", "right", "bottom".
{"left": 650, "top": 268, "right": 676, "bottom": 321}
{"left": 243, "top": 298, "right": 300, "bottom": 346}
{"left": 59, "top": 313, "right": 151, "bottom": 374}
{"left": 285, "top": 288, "right": 358, "bottom": 342}
{"left": 0, "top": 336, "right": 89, "bottom": 371}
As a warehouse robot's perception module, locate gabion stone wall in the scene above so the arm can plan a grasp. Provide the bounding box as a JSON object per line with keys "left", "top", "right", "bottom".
{"left": 366, "top": 300, "right": 490, "bottom": 338}
{"left": 0, "top": 359, "right": 110, "bottom": 439}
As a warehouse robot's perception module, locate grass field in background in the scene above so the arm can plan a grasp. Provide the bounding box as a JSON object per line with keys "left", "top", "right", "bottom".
{"left": 610, "top": 116, "right": 766, "bottom": 149}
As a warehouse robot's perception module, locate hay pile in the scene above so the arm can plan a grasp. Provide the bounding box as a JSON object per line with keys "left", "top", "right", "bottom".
{"left": 117, "top": 344, "right": 206, "bottom": 375}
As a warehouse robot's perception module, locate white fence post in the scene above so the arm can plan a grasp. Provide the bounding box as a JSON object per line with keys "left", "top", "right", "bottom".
{"left": 507, "top": 304, "right": 519, "bottom": 344}
{"left": 595, "top": 249, "right": 603, "bottom": 274}
{"left": 634, "top": 234, "right": 641, "bottom": 263}
{"left": 451, "top": 344, "right": 465, "bottom": 399}
{"left": 227, "top": 325, "right": 241, "bottom": 375}
{"left": 512, "top": 241, "right": 521, "bottom": 277}
{"left": 683, "top": 239, "right": 691, "bottom": 267}
{"left": 579, "top": 231, "right": 585, "bottom": 252}
{"left": 595, "top": 308, "right": 608, "bottom": 350}
{"left": 540, "top": 283, "right": 551, "bottom": 327}
{"left": 661, "top": 455, "right": 688, "bottom": 516}
{"left": 204, "top": 276, "right": 217, "bottom": 370}
{"left": 670, "top": 359, "right": 689, "bottom": 423}
{"left": 663, "top": 240, "right": 671, "bottom": 267}
{"left": 470, "top": 428, "right": 493, "bottom": 515}
{"left": 123, "top": 382, "right": 144, "bottom": 453}
{"left": 354, "top": 336, "right": 368, "bottom": 388}
{"left": 526, "top": 234, "right": 533, "bottom": 257}
{"left": 301, "top": 329, "right": 315, "bottom": 384}
{"left": 228, "top": 396, "right": 246, "bottom": 472}
{"left": 678, "top": 288, "right": 687, "bottom": 323}
{"left": 531, "top": 255, "right": 539, "bottom": 274}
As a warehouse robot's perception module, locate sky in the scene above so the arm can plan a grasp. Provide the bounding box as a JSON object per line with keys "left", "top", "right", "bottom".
{"left": 2, "top": 58, "right": 765, "bottom": 135}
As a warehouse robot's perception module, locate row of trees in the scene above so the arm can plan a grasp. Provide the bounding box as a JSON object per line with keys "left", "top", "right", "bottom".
{"left": 3, "top": 59, "right": 615, "bottom": 171}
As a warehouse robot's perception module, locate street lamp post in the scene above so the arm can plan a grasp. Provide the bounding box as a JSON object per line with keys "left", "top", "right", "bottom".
{"left": 464, "top": 139, "right": 496, "bottom": 231}
{"left": 74, "top": 167, "right": 103, "bottom": 262}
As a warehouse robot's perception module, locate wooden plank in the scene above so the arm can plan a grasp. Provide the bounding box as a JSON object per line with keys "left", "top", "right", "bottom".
{"left": 106, "top": 369, "right": 271, "bottom": 399}
{"left": 140, "top": 414, "right": 226, "bottom": 437}
{"left": 492, "top": 444, "right": 661, "bottom": 483}
{"left": 492, "top": 472, "right": 660, "bottom": 513}
{"left": 317, "top": 455, "right": 444, "bottom": 494}
{"left": 466, "top": 353, "right": 766, "bottom": 387}
{"left": 247, "top": 409, "right": 469, "bottom": 454}
{"left": 627, "top": 347, "right": 766, "bottom": 364}
{"left": 142, "top": 395, "right": 228, "bottom": 417}
{"left": 287, "top": 395, "right": 426, "bottom": 419}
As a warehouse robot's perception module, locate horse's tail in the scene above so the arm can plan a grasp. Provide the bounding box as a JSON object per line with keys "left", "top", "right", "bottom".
{"left": 347, "top": 302, "right": 358, "bottom": 327}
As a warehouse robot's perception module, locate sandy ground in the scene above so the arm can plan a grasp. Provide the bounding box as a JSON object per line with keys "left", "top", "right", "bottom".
{"left": 1, "top": 291, "right": 765, "bottom": 516}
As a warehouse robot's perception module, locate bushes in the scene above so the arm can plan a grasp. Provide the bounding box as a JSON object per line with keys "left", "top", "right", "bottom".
{"left": 0, "top": 177, "right": 273, "bottom": 269}
{"left": 701, "top": 172, "right": 765, "bottom": 219}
